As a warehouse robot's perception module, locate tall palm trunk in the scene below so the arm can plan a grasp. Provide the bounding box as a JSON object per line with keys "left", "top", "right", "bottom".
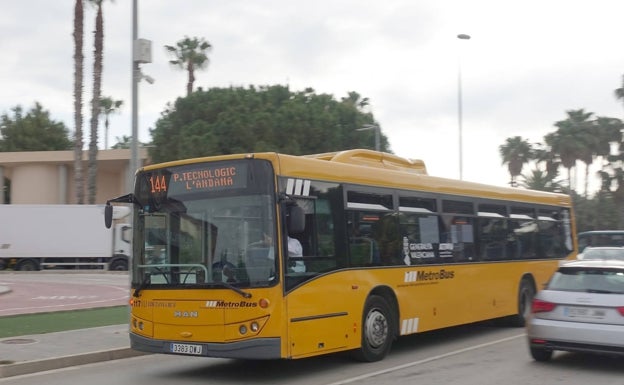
{"left": 186, "top": 62, "right": 195, "bottom": 96}
{"left": 73, "top": 0, "right": 84, "bottom": 204}
{"left": 104, "top": 115, "right": 110, "bottom": 149}
{"left": 87, "top": 3, "right": 103, "bottom": 204}
{"left": 584, "top": 164, "right": 590, "bottom": 197}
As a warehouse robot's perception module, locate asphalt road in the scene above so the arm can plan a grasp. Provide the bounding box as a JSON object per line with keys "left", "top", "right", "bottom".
{"left": 0, "top": 271, "right": 129, "bottom": 315}
{"left": 2, "top": 322, "right": 624, "bottom": 385}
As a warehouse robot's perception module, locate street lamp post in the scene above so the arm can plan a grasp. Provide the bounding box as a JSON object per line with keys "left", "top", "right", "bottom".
{"left": 357, "top": 123, "right": 381, "bottom": 152}
{"left": 457, "top": 33, "right": 470, "bottom": 180}
{"left": 130, "top": 0, "right": 152, "bottom": 191}
{"left": 130, "top": 0, "right": 139, "bottom": 192}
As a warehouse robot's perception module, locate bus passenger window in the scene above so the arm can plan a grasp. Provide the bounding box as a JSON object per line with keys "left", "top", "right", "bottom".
{"left": 399, "top": 213, "right": 441, "bottom": 265}
{"left": 347, "top": 213, "right": 381, "bottom": 267}
{"left": 477, "top": 218, "right": 509, "bottom": 260}
{"left": 441, "top": 215, "right": 475, "bottom": 262}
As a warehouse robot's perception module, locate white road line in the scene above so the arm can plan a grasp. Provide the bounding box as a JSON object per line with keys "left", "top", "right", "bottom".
{"left": 324, "top": 334, "right": 525, "bottom": 385}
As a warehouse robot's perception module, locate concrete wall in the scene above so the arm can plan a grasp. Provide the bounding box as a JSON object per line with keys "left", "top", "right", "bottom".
{"left": 0, "top": 148, "right": 148, "bottom": 205}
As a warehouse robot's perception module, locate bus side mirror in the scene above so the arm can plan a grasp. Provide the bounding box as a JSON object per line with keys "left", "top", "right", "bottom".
{"left": 287, "top": 205, "right": 305, "bottom": 235}
{"left": 104, "top": 204, "right": 113, "bottom": 229}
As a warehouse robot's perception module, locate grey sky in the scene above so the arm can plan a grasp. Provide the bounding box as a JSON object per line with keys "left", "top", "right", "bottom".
{"left": 2, "top": 0, "right": 624, "bottom": 189}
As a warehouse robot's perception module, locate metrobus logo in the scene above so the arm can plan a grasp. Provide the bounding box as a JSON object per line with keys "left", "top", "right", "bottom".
{"left": 205, "top": 300, "right": 258, "bottom": 308}
{"left": 404, "top": 269, "right": 455, "bottom": 283}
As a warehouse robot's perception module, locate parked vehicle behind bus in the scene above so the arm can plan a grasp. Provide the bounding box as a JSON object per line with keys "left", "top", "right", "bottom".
{"left": 577, "top": 230, "right": 624, "bottom": 251}
{"left": 1, "top": 204, "right": 131, "bottom": 271}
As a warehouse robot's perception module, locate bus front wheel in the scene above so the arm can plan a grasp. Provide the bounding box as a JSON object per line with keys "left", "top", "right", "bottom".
{"left": 353, "top": 295, "right": 393, "bottom": 362}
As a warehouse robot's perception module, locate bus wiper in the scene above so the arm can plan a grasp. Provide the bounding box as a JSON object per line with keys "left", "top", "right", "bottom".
{"left": 133, "top": 273, "right": 151, "bottom": 298}
{"left": 213, "top": 281, "right": 252, "bottom": 299}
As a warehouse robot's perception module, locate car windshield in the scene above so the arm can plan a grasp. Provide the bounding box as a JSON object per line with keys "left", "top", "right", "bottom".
{"left": 548, "top": 267, "right": 624, "bottom": 294}
{"left": 579, "top": 247, "right": 624, "bottom": 260}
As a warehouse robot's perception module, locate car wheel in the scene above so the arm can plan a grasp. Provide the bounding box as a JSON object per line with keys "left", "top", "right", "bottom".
{"left": 530, "top": 346, "right": 553, "bottom": 362}
{"left": 352, "top": 295, "right": 394, "bottom": 362}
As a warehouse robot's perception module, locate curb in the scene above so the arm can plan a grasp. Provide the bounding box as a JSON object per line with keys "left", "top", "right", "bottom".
{"left": 0, "top": 286, "right": 11, "bottom": 295}
{"left": 0, "top": 348, "right": 150, "bottom": 378}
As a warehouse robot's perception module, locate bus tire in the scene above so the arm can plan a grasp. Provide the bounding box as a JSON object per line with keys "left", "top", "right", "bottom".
{"left": 352, "top": 295, "right": 393, "bottom": 362}
{"left": 509, "top": 278, "right": 534, "bottom": 327}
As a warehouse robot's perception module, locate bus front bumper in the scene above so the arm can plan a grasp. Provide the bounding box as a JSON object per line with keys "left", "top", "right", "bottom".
{"left": 130, "top": 332, "right": 282, "bottom": 360}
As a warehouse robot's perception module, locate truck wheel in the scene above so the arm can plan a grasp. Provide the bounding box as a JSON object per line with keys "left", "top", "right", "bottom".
{"left": 109, "top": 259, "right": 128, "bottom": 271}
{"left": 352, "top": 295, "right": 394, "bottom": 362}
{"left": 16, "top": 259, "right": 39, "bottom": 271}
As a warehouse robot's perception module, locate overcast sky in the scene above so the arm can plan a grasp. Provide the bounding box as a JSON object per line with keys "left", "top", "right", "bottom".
{"left": 2, "top": 1, "right": 624, "bottom": 190}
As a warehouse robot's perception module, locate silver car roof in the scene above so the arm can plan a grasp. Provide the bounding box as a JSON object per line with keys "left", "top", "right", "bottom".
{"left": 561, "top": 259, "right": 624, "bottom": 269}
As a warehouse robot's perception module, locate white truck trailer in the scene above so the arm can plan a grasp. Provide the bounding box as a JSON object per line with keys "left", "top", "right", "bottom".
{"left": 0, "top": 204, "right": 131, "bottom": 271}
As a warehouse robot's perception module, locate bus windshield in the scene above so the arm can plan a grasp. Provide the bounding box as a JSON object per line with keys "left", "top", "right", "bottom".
{"left": 131, "top": 159, "right": 278, "bottom": 289}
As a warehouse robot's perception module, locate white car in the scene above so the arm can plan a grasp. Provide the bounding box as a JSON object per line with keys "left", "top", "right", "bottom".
{"left": 527, "top": 259, "right": 624, "bottom": 361}
{"left": 577, "top": 246, "right": 624, "bottom": 260}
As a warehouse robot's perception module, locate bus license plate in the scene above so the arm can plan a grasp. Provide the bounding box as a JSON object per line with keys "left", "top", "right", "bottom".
{"left": 171, "top": 343, "right": 203, "bottom": 355}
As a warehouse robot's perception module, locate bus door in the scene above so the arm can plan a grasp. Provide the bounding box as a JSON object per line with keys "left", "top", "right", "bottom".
{"left": 281, "top": 196, "right": 352, "bottom": 358}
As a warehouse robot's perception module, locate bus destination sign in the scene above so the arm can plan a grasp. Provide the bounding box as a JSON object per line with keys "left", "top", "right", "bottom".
{"left": 148, "top": 163, "right": 248, "bottom": 197}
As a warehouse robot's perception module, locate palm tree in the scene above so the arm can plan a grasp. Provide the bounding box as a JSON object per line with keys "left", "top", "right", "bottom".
{"left": 588, "top": 117, "right": 624, "bottom": 195}
{"left": 499, "top": 136, "right": 532, "bottom": 187}
{"left": 73, "top": 0, "right": 84, "bottom": 204}
{"left": 607, "top": 78, "right": 624, "bottom": 212}
{"left": 99, "top": 97, "right": 123, "bottom": 149}
{"left": 545, "top": 110, "right": 590, "bottom": 192}
{"left": 87, "top": 0, "right": 107, "bottom": 204}
{"left": 532, "top": 142, "right": 560, "bottom": 180}
{"left": 111, "top": 135, "right": 146, "bottom": 149}
{"left": 520, "top": 168, "right": 562, "bottom": 192}
{"left": 165, "top": 36, "right": 212, "bottom": 96}
{"left": 111, "top": 135, "right": 132, "bottom": 149}
{"left": 341, "top": 91, "right": 370, "bottom": 110}
{"left": 614, "top": 74, "right": 624, "bottom": 104}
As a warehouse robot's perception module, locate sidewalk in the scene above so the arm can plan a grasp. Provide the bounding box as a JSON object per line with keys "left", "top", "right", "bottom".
{"left": 0, "top": 286, "right": 147, "bottom": 379}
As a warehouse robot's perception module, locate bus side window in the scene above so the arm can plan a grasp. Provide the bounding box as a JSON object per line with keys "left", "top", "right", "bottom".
{"left": 441, "top": 215, "right": 475, "bottom": 262}
{"left": 289, "top": 182, "right": 343, "bottom": 276}
{"left": 347, "top": 212, "right": 381, "bottom": 267}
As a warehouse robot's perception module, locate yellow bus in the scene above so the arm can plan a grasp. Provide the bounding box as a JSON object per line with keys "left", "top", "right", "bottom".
{"left": 105, "top": 149, "right": 576, "bottom": 362}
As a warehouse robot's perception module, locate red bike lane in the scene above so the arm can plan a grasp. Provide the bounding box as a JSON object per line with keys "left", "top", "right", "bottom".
{"left": 0, "top": 272, "right": 129, "bottom": 316}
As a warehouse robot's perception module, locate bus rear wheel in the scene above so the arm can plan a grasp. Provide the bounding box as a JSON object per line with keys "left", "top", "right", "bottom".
{"left": 509, "top": 278, "right": 535, "bottom": 327}
{"left": 353, "top": 295, "right": 393, "bottom": 362}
